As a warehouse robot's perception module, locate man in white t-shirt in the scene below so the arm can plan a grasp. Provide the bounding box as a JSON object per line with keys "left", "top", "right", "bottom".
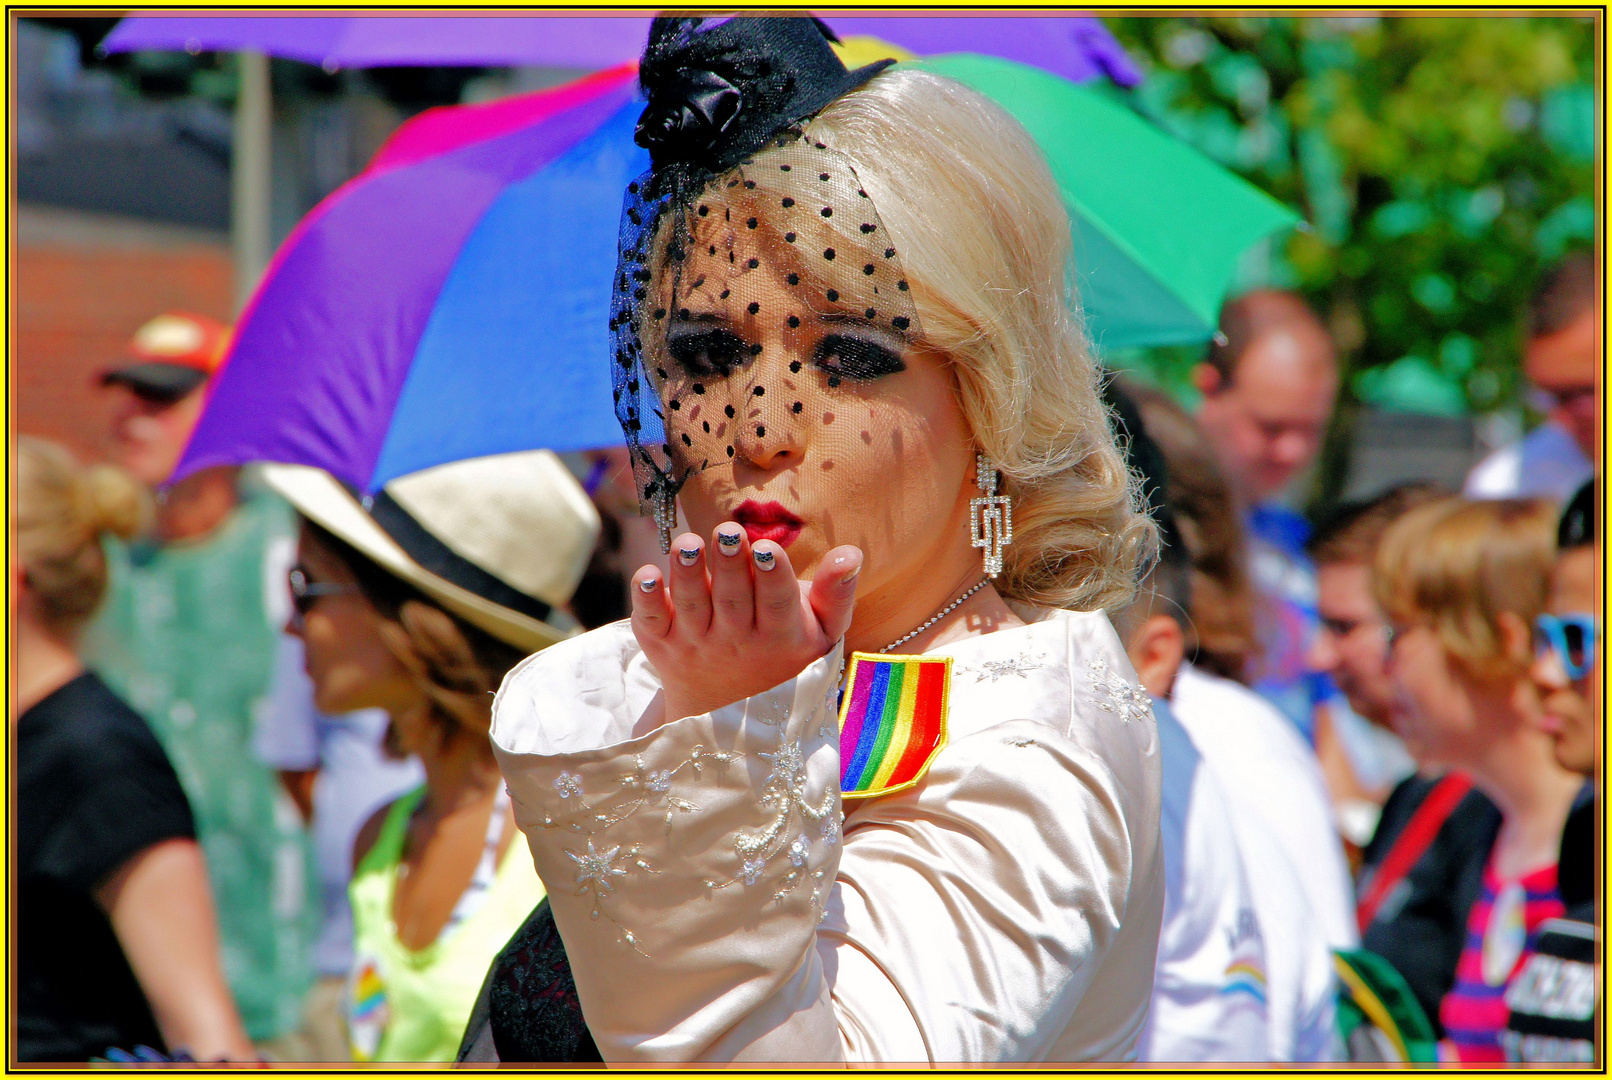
{"left": 1117, "top": 580, "right": 1271, "bottom": 1060}
{"left": 1171, "top": 662, "right": 1354, "bottom": 1061}
{"left": 1465, "top": 252, "right": 1596, "bottom": 503}
{"left": 1114, "top": 377, "right": 1351, "bottom": 1061}
{"left": 1108, "top": 386, "right": 1271, "bottom": 1061}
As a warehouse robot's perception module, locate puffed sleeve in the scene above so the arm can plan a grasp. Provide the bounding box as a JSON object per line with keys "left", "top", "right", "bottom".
{"left": 489, "top": 617, "right": 1161, "bottom": 1063}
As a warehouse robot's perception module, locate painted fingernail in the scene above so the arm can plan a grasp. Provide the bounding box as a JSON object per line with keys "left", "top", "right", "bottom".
{"left": 754, "top": 547, "right": 777, "bottom": 571}
{"left": 716, "top": 529, "right": 743, "bottom": 555}
{"left": 637, "top": 575, "right": 659, "bottom": 593}
{"left": 678, "top": 546, "right": 701, "bottom": 567}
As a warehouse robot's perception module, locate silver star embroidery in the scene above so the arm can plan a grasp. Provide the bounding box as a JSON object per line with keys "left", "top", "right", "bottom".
{"left": 762, "top": 739, "right": 804, "bottom": 779}
{"left": 1086, "top": 657, "right": 1154, "bottom": 724}
{"left": 554, "top": 771, "right": 584, "bottom": 799}
{"left": 821, "top": 812, "right": 842, "bottom": 846}
{"left": 740, "top": 858, "right": 766, "bottom": 886}
{"left": 567, "top": 839, "right": 627, "bottom": 895}
{"left": 969, "top": 654, "right": 1044, "bottom": 682}
{"left": 788, "top": 833, "right": 811, "bottom": 867}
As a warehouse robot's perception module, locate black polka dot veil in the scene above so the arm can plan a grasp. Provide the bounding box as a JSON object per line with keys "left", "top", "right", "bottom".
{"left": 609, "top": 132, "right": 922, "bottom": 536}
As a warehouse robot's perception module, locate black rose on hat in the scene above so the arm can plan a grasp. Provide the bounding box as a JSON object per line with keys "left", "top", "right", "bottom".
{"left": 634, "top": 69, "right": 744, "bottom": 160}
{"left": 633, "top": 16, "right": 894, "bottom": 176}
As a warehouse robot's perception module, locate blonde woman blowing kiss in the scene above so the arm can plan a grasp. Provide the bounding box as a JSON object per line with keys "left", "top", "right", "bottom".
{"left": 489, "top": 17, "right": 1163, "bottom": 1063}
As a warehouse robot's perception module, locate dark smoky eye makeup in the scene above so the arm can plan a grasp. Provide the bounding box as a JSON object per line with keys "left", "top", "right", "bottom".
{"left": 812, "top": 331, "right": 907, "bottom": 383}
{"left": 665, "top": 326, "right": 750, "bottom": 378}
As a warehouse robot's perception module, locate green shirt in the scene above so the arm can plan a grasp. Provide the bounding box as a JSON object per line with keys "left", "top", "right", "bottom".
{"left": 348, "top": 788, "right": 546, "bottom": 1062}
{"left": 82, "top": 486, "right": 318, "bottom": 1041}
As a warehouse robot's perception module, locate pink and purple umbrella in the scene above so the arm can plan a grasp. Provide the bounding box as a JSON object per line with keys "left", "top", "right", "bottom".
{"left": 102, "top": 15, "right": 1141, "bottom": 85}
{"left": 179, "top": 64, "right": 644, "bottom": 491}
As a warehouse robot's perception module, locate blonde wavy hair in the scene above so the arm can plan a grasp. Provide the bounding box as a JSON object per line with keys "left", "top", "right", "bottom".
{"left": 16, "top": 437, "right": 148, "bottom": 632}
{"left": 1374, "top": 496, "right": 1557, "bottom": 680}
{"left": 803, "top": 69, "right": 1155, "bottom": 612}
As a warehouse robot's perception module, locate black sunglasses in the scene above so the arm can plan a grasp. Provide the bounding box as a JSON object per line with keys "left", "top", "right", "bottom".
{"left": 287, "top": 566, "right": 359, "bottom": 617}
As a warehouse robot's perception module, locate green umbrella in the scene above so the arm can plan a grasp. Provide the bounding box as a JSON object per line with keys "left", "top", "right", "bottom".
{"left": 920, "top": 53, "right": 1302, "bottom": 350}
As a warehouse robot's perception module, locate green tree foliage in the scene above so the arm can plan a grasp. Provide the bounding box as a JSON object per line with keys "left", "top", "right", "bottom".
{"left": 1105, "top": 16, "right": 1595, "bottom": 437}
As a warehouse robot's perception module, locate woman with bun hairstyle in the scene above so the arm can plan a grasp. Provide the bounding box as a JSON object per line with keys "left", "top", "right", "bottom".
{"left": 1373, "top": 497, "right": 1583, "bottom": 1062}
{"left": 14, "top": 437, "right": 253, "bottom": 1062}
{"left": 262, "top": 449, "right": 599, "bottom": 1063}
{"left": 488, "top": 18, "right": 1163, "bottom": 1063}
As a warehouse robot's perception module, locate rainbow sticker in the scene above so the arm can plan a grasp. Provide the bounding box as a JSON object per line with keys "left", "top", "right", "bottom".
{"left": 838, "top": 652, "right": 951, "bottom": 799}
{"left": 1222, "top": 961, "right": 1269, "bottom": 1004}
{"left": 347, "top": 956, "right": 389, "bottom": 1062}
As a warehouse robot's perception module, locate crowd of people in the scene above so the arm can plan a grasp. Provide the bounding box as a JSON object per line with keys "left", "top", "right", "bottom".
{"left": 12, "top": 16, "right": 1600, "bottom": 1067}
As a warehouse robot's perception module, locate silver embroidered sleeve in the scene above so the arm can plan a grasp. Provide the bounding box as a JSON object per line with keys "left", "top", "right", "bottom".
{"left": 497, "top": 643, "right": 847, "bottom": 963}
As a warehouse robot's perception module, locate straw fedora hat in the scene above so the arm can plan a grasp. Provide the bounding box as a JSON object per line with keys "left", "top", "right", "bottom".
{"left": 262, "top": 449, "right": 600, "bottom": 654}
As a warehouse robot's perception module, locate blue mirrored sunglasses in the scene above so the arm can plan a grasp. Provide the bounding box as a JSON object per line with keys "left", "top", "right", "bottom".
{"left": 1533, "top": 613, "right": 1599, "bottom": 681}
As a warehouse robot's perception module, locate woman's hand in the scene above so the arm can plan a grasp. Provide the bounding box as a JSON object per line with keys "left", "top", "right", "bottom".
{"left": 630, "top": 523, "right": 861, "bottom": 729}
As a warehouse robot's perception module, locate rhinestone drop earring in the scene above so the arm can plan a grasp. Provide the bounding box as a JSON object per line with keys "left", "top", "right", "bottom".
{"left": 970, "top": 453, "right": 1013, "bottom": 578}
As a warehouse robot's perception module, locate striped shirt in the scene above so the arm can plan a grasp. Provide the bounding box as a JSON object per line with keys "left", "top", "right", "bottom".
{"left": 1439, "top": 860, "right": 1564, "bottom": 1062}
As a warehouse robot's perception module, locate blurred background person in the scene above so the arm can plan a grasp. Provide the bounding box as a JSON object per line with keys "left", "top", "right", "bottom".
{"left": 14, "top": 437, "right": 253, "bottom": 1063}
{"left": 1192, "top": 289, "right": 1339, "bottom": 739}
{"left": 79, "top": 312, "right": 319, "bottom": 1052}
{"left": 573, "top": 447, "right": 670, "bottom": 625}
{"left": 1305, "top": 486, "right": 1437, "bottom": 856}
{"left": 1466, "top": 252, "right": 1597, "bottom": 501}
{"left": 1504, "top": 480, "right": 1598, "bottom": 1063}
{"left": 1315, "top": 486, "right": 1503, "bottom": 1041}
{"left": 1373, "top": 497, "right": 1583, "bottom": 1063}
{"left": 1307, "top": 485, "right": 1443, "bottom": 759}
{"left": 1528, "top": 481, "right": 1600, "bottom": 779}
{"left": 266, "top": 449, "right": 599, "bottom": 1063}
{"left": 252, "top": 639, "right": 423, "bottom": 1062}
{"left": 1123, "top": 376, "right": 1348, "bottom": 1061}
{"left": 1106, "top": 387, "right": 1272, "bottom": 1063}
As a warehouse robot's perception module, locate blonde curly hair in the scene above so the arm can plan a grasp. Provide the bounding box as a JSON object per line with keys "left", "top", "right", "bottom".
{"left": 802, "top": 69, "right": 1154, "bottom": 612}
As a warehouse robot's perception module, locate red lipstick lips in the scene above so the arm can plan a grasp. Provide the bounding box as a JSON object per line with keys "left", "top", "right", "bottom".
{"left": 734, "top": 500, "right": 804, "bottom": 547}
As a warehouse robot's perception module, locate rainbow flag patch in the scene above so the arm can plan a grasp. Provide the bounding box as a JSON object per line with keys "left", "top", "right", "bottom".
{"left": 838, "top": 652, "right": 951, "bottom": 799}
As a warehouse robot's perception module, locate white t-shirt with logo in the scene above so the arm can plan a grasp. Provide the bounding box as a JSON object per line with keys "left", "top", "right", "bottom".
{"left": 1140, "top": 698, "right": 1271, "bottom": 1062}
{"left": 1171, "top": 663, "right": 1355, "bottom": 1061}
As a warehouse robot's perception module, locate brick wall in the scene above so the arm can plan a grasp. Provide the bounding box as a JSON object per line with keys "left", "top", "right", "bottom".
{"left": 13, "top": 204, "right": 233, "bottom": 463}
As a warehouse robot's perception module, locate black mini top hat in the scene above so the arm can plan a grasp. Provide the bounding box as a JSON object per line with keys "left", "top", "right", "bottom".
{"left": 633, "top": 16, "right": 894, "bottom": 179}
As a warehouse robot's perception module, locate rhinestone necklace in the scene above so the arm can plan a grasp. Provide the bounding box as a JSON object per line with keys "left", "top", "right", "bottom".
{"left": 878, "top": 577, "right": 992, "bottom": 654}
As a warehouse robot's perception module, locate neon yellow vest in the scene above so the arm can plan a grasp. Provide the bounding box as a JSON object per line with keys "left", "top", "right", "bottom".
{"left": 347, "top": 787, "right": 545, "bottom": 1062}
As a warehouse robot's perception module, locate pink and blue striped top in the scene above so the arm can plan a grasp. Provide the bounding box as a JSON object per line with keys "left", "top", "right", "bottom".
{"left": 1439, "top": 860, "right": 1563, "bottom": 1063}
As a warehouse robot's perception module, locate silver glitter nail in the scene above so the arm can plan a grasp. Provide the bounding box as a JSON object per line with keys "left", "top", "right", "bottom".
{"left": 716, "top": 530, "right": 742, "bottom": 554}
{"left": 754, "top": 548, "right": 776, "bottom": 571}
{"left": 637, "top": 576, "right": 658, "bottom": 592}
{"left": 678, "top": 546, "right": 700, "bottom": 566}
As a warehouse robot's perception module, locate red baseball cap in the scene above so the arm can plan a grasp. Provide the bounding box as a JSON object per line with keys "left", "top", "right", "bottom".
{"left": 101, "top": 312, "right": 232, "bottom": 400}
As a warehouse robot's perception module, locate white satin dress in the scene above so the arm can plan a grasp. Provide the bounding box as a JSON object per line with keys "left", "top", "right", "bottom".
{"left": 488, "top": 606, "right": 1164, "bottom": 1064}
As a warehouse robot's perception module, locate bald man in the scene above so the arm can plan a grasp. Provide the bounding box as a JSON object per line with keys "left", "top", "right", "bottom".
{"left": 1193, "top": 290, "right": 1340, "bottom": 739}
